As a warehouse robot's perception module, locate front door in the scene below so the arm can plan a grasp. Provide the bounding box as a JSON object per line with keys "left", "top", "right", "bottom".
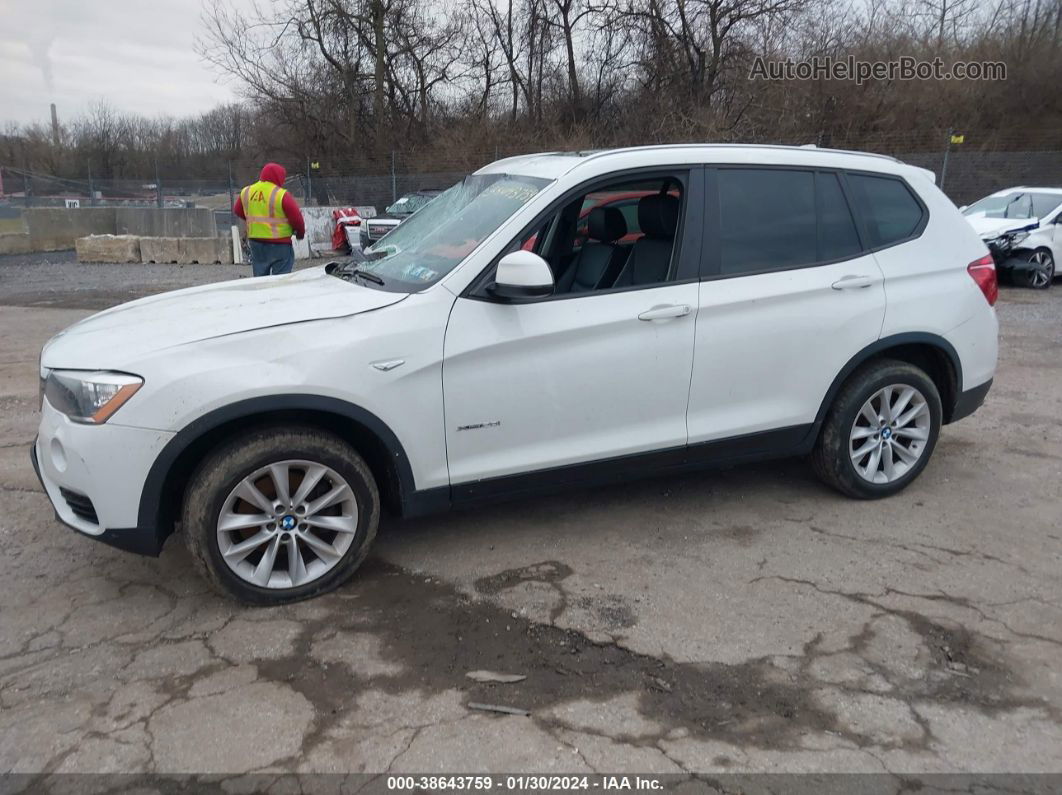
{"left": 442, "top": 170, "right": 703, "bottom": 488}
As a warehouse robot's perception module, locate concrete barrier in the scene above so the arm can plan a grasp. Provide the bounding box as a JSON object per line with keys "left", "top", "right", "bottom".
{"left": 75, "top": 235, "right": 141, "bottom": 264}
{"left": 137, "top": 236, "right": 233, "bottom": 264}
{"left": 178, "top": 237, "right": 233, "bottom": 264}
{"left": 140, "top": 237, "right": 181, "bottom": 264}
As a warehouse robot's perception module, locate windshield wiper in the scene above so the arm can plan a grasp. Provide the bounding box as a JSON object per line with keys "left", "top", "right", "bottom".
{"left": 348, "top": 268, "right": 385, "bottom": 286}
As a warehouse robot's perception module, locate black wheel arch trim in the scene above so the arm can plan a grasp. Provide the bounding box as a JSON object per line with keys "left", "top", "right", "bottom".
{"left": 136, "top": 394, "right": 424, "bottom": 551}
{"left": 813, "top": 332, "right": 965, "bottom": 429}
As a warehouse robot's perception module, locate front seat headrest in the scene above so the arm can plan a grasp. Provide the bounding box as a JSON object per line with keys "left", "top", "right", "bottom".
{"left": 587, "top": 206, "right": 627, "bottom": 243}
{"left": 638, "top": 193, "right": 680, "bottom": 239}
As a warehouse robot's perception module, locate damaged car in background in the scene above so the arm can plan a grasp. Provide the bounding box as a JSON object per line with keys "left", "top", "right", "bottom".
{"left": 962, "top": 187, "right": 1061, "bottom": 289}
{"left": 359, "top": 188, "right": 443, "bottom": 250}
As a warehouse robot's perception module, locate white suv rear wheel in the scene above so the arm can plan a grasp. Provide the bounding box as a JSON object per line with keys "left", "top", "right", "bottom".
{"left": 812, "top": 360, "right": 942, "bottom": 499}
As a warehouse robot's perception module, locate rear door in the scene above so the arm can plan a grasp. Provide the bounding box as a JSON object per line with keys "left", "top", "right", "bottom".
{"left": 686, "top": 167, "right": 886, "bottom": 445}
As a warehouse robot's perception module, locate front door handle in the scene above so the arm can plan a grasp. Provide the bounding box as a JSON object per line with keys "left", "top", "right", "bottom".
{"left": 831, "top": 275, "right": 874, "bottom": 290}
{"left": 638, "top": 304, "right": 692, "bottom": 321}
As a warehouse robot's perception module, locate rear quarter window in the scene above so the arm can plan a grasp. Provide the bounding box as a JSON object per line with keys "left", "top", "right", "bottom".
{"left": 847, "top": 173, "right": 926, "bottom": 248}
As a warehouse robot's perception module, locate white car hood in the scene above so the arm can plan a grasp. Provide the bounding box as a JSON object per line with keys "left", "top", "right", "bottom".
{"left": 965, "top": 214, "right": 1040, "bottom": 240}
{"left": 43, "top": 266, "right": 407, "bottom": 369}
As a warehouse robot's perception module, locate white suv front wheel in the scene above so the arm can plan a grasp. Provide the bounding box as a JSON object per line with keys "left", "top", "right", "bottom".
{"left": 183, "top": 426, "right": 380, "bottom": 604}
{"left": 811, "top": 360, "right": 943, "bottom": 499}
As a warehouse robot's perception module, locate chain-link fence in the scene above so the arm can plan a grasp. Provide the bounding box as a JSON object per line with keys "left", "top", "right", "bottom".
{"left": 2, "top": 132, "right": 1061, "bottom": 213}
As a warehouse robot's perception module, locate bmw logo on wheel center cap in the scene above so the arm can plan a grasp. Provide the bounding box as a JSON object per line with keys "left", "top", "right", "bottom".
{"left": 881, "top": 427, "right": 892, "bottom": 440}
{"left": 280, "top": 515, "right": 297, "bottom": 530}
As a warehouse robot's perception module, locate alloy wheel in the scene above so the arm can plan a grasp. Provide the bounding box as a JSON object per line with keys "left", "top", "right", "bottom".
{"left": 216, "top": 460, "right": 359, "bottom": 589}
{"left": 849, "top": 384, "right": 931, "bottom": 484}
{"left": 1029, "top": 250, "right": 1055, "bottom": 288}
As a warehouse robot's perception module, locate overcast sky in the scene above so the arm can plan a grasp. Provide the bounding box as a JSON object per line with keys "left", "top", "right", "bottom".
{"left": 0, "top": 0, "right": 251, "bottom": 126}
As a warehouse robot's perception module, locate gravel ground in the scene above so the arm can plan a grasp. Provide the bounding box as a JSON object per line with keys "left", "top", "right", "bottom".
{"left": 0, "top": 255, "right": 1060, "bottom": 781}
{"left": 0, "top": 250, "right": 320, "bottom": 310}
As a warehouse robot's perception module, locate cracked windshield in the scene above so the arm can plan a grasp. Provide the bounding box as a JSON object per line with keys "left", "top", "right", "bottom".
{"left": 358, "top": 174, "right": 550, "bottom": 288}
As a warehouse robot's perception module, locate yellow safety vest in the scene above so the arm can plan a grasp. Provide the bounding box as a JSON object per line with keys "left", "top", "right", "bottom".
{"left": 241, "top": 180, "right": 294, "bottom": 239}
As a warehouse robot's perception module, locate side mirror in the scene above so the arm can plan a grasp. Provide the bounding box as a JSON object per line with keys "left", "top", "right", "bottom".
{"left": 488, "top": 251, "right": 554, "bottom": 301}
{"left": 958, "top": 205, "right": 968, "bottom": 212}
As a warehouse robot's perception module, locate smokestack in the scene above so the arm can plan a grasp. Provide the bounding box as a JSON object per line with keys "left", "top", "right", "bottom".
{"left": 50, "top": 104, "right": 59, "bottom": 146}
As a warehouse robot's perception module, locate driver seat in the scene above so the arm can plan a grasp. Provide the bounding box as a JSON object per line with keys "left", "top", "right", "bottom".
{"left": 555, "top": 207, "right": 628, "bottom": 293}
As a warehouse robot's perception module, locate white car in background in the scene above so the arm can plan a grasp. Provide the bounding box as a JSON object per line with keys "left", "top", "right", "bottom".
{"left": 963, "top": 187, "right": 1062, "bottom": 289}
{"left": 33, "top": 145, "right": 998, "bottom": 604}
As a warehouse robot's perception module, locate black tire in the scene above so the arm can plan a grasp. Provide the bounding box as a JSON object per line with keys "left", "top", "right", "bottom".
{"left": 183, "top": 425, "right": 380, "bottom": 605}
{"left": 1011, "top": 248, "right": 1054, "bottom": 289}
{"left": 811, "top": 359, "right": 942, "bottom": 499}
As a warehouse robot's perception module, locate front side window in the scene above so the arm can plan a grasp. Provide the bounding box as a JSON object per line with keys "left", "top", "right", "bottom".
{"left": 574, "top": 193, "right": 650, "bottom": 245}
{"left": 848, "top": 173, "right": 925, "bottom": 247}
{"left": 514, "top": 175, "right": 686, "bottom": 296}
{"left": 360, "top": 174, "right": 549, "bottom": 290}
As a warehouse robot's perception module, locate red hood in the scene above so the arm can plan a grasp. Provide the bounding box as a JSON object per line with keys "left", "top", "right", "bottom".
{"left": 260, "top": 162, "right": 287, "bottom": 185}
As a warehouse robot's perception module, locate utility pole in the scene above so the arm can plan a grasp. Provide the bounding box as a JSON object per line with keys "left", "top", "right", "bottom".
{"left": 50, "top": 103, "right": 60, "bottom": 147}
{"left": 155, "top": 158, "right": 163, "bottom": 208}
{"left": 227, "top": 161, "right": 235, "bottom": 214}
{"left": 305, "top": 156, "right": 311, "bottom": 205}
{"left": 939, "top": 129, "right": 966, "bottom": 194}
{"left": 390, "top": 151, "right": 397, "bottom": 203}
{"left": 87, "top": 160, "right": 95, "bottom": 206}
{"left": 939, "top": 129, "right": 952, "bottom": 192}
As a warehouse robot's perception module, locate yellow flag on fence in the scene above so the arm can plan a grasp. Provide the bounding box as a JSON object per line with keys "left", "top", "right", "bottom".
{"left": 950, "top": 134, "right": 965, "bottom": 144}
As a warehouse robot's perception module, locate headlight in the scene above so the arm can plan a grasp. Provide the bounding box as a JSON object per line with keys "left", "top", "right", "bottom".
{"left": 43, "top": 370, "right": 143, "bottom": 424}
{"left": 986, "top": 231, "right": 1029, "bottom": 251}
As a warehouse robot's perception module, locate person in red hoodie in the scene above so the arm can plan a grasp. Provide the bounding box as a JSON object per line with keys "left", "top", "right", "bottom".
{"left": 233, "top": 163, "right": 306, "bottom": 277}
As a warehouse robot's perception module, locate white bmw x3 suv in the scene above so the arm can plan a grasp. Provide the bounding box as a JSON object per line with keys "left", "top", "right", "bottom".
{"left": 33, "top": 145, "right": 998, "bottom": 604}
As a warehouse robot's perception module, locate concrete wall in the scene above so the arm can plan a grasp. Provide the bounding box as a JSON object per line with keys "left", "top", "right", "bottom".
{"left": 115, "top": 207, "right": 216, "bottom": 238}
{"left": 0, "top": 207, "right": 219, "bottom": 255}
{"left": 0, "top": 208, "right": 117, "bottom": 254}
{"left": 0, "top": 211, "right": 29, "bottom": 254}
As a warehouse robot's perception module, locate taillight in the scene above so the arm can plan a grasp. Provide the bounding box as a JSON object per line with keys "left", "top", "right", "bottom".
{"left": 967, "top": 254, "right": 998, "bottom": 307}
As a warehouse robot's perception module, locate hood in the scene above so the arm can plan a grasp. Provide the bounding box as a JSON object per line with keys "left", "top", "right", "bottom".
{"left": 965, "top": 214, "right": 1040, "bottom": 240}
{"left": 43, "top": 267, "right": 407, "bottom": 370}
{"left": 260, "top": 162, "right": 287, "bottom": 185}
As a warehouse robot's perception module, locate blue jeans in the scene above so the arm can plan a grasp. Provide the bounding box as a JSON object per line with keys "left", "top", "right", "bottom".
{"left": 249, "top": 240, "right": 295, "bottom": 277}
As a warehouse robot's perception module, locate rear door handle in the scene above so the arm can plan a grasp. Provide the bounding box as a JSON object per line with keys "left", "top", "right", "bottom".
{"left": 638, "top": 304, "right": 691, "bottom": 321}
{"left": 831, "top": 275, "right": 874, "bottom": 290}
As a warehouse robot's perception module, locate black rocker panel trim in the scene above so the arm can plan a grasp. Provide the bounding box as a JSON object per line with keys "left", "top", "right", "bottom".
{"left": 449, "top": 425, "right": 813, "bottom": 507}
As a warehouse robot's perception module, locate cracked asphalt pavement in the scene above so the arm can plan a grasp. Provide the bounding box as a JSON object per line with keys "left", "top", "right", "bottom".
{"left": 1, "top": 257, "right": 1060, "bottom": 776}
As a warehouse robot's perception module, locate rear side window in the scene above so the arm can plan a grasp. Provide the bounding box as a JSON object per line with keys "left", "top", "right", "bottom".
{"left": 847, "top": 173, "right": 925, "bottom": 248}
{"left": 718, "top": 169, "right": 817, "bottom": 274}
{"left": 817, "top": 172, "right": 861, "bottom": 261}
{"left": 716, "top": 168, "right": 862, "bottom": 275}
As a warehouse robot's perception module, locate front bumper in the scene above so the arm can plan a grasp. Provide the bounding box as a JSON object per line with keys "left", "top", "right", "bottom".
{"left": 31, "top": 399, "right": 175, "bottom": 556}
